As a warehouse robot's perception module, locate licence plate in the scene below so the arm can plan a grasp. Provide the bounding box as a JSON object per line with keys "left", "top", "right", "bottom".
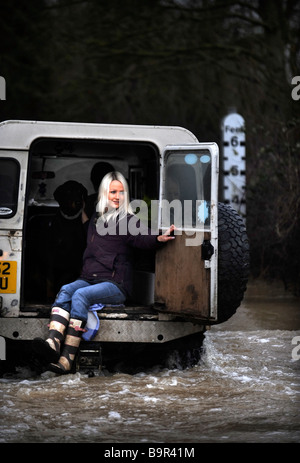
{"left": 0, "top": 261, "right": 17, "bottom": 293}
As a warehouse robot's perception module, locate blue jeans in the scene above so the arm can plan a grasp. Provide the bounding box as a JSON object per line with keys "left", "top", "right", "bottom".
{"left": 53, "top": 279, "right": 126, "bottom": 322}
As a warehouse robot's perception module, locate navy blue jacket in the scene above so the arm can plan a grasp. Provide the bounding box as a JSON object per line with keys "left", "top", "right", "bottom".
{"left": 80, "top": 214, "right": 162, "bottom": 298}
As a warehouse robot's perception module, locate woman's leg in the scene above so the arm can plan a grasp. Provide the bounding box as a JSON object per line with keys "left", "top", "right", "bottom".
{"left": 54, "top": 279, "right": 91, "bottom": 313}
{"left": 32, "top": 280, "right": 90, "bottom": 365}
{"left": 69, "top": 281, "right": 126, "bottom": 322}
{"left": 48, "top": 282, "right": 126, "bottom": 375}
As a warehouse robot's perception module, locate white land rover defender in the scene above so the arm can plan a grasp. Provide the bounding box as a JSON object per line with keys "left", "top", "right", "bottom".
{"left": 0, "top": 120, "right": 249, "bottom": 374}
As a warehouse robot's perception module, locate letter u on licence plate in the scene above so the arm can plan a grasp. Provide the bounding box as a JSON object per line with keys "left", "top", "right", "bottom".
{"left": 0, "top": 261, "right": 17, "bottom": 293}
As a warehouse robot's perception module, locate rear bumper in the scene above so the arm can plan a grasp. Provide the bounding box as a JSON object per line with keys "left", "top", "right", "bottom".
{"left": 0, "top": 310, "right": 205, "bottom": 344}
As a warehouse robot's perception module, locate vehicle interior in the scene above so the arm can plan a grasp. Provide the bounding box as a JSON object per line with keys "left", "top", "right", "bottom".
{"left": 22, "top": 138, "right": 160, "bottom": 309}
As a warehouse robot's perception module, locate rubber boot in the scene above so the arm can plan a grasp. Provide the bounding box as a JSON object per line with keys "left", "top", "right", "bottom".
{"left": 33, "top": 307, "right": 70, "bottom": 364}
{"left": 47, "top": 318, "right": 85, "bottom": 375}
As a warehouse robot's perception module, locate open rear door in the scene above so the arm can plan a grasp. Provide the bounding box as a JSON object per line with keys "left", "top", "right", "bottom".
{"left": 155, "top": 143, "right": 219, "bottom": 321}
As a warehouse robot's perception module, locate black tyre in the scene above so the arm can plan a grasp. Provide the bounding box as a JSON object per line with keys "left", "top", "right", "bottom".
{"left": 214, "top": 202, "right": 250, "bottom": 324}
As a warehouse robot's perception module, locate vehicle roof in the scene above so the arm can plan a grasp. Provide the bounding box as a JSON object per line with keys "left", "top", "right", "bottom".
{"left": 0, "top": 120, "right": 199, "bottom": 151}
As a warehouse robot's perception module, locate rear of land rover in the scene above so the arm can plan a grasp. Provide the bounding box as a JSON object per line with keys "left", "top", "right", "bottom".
{"left": 0, "top": 120, "right": 218, "bottom": 373}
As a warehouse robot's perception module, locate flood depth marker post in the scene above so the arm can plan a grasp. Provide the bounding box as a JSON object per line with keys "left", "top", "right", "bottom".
{"left": 221, "top": 110, "right": 246, "bottom": 220}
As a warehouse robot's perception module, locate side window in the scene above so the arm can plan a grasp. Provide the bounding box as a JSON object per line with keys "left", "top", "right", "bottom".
{"left": 0, "top": 158, "right": 20, "bottom": 218}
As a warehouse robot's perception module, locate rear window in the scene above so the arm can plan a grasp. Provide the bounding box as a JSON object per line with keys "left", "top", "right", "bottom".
{"left": 0, "top": 158, "right": 20, "bottom": 218}
{"left": 162, "top": 149, "right": 212, "bottom": 230}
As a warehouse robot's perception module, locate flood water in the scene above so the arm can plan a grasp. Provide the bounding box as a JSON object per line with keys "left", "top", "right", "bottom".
{"left": 1, "top": 279, "right": 300, "bottom": 444}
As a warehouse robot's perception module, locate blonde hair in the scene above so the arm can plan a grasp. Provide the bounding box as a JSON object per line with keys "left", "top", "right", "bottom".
{"left": 96, "top": 171, "right": 134, "bottom": 221}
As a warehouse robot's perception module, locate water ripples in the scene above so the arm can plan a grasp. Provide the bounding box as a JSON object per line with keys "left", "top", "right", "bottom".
{"left": 1, "top": 283, "right": 300, "bottom": 443}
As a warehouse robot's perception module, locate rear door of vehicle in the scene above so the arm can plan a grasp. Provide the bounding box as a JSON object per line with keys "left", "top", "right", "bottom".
{"left": 154, "top": 143, "right": 218, "bottom": 321}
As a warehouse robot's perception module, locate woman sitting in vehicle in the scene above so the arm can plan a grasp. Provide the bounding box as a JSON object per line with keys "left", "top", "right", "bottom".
{"left": 33, "top": 171, "right": 175, "bottom": 375}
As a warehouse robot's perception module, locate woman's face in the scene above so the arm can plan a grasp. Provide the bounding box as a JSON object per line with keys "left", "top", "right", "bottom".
{"left": 108, "top": 180, "right": 125, "bottom": 209}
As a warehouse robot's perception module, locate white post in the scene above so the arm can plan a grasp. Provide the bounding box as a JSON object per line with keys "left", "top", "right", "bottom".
{"left": 221, "top": 110, "right": 246, "bottom": 220}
